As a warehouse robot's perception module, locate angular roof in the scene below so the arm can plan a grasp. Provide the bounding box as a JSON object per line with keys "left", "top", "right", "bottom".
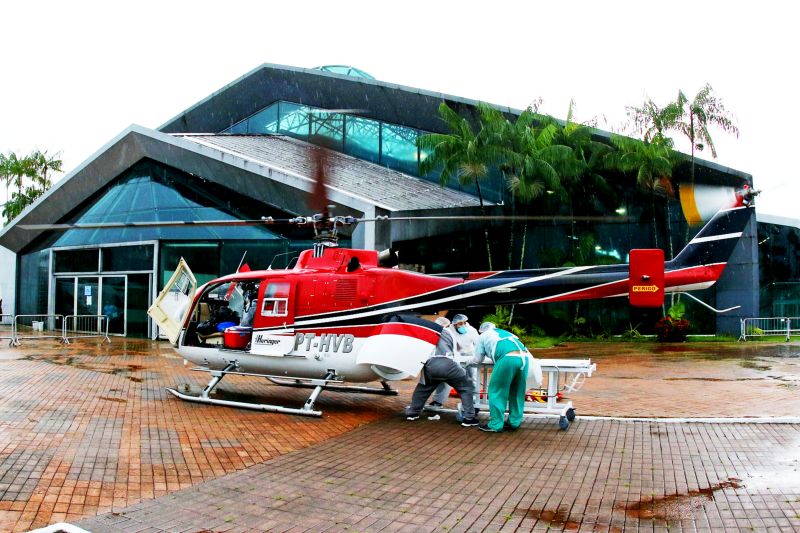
{"left": 0, "top": 125, "right": 483, "bottom": 253}
{"left": 159, "top": 63, "right": 751, "bottom": 186}
{"left": 177, "top": 134, "right": 482, "bottom": 212}
{"left": 159, "top": 63, "right": 520, "bottom": 136}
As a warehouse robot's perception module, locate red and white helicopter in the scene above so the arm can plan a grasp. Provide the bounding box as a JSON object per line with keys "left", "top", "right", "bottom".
{"left": 145, "top": 195, "right": 756, "bottom": 416}
{"left": 23, "top": 144, "right": 757, "bottom": 416}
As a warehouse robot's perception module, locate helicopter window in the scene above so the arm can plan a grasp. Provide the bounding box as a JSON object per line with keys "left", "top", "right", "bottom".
{"left": 261, "top": 282, "right": 290, "bottom": 317}
{"left": 262, "top": 298, "right": 288, "bottom": 317}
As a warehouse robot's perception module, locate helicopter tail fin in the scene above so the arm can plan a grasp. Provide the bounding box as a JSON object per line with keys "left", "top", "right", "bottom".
{"left": 668, "top": 205, "right": 754, "bottom": 271}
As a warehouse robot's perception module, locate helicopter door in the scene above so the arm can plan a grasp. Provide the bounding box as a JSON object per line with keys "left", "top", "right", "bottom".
{"left": 256, "top": 280, "right": 295, "bottom": 329}
{"left": 147, "top": 259, "right": 197, "bottom": 345}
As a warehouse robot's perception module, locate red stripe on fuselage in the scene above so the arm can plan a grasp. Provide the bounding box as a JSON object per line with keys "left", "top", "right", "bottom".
{"left": 531, "top": 263, "right": 727, "bottom": 304}
{"left": 665, "top": 263, "right": 726, "bottom": 287}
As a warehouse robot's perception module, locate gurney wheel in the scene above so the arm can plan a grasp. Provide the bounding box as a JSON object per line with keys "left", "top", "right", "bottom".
{"left": 559, "top": 416, "right": 569, "bottom": 430}
{"left": 566, "top": 408, "right": 576, "bottom": 422}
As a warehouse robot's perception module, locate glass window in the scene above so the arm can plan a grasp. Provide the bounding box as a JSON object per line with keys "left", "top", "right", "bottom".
{"left": 53, "top": 161, "right": 283, "bottom": 246}
{"left": 247, "top": 104, "right": 279, "bottom": 134}
{"left": 344, "top": 116, "right": 381, "bottom": 163}
{"left": 380, "top": 123, "right": 420, "bottom": 175}
{"left": 160, "top": 242, "right": 220, "bottom": 288}
{"left": 55, "top": 249, "right": 99, "bottom": 273}
{"left": 102, "top": 245, "right": 154, "bottom": 272}
{"left": 278, "top": 102, "right": 310, "bottom": 138}
{"left": 261, "top": 298, "right": 288, "bottom": 317}
{"left": 228, "top": 119, "right": 248, "bottom": 134}
{"left": 310, "top": 111, "right": 344, "bottom": 150}
{"left": 261, "top": 282, "right": 290, "bottom": 317}
{"left": 221, "top": 241, "right": 288, "bottom": 273}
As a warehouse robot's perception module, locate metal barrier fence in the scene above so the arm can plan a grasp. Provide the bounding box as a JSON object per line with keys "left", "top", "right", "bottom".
{"left": 1, "top": 314, "right": 13, "bottom": 346}
{"left": 12, "top": 314, "right": 64, "bottom": 346}
{"left": 63, "top": 315, "right": 110, "bottom": 344}
{"left": 739, "top": 317, "right": 800, "bottom": 341}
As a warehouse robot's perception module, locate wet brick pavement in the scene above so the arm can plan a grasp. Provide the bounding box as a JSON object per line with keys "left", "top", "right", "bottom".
{"left": 0, "top": 339, "right": 404, "bottom": 531}
{"left": 1, "top": 338, "right": 799, "bottom": 531}
{"left": 77, "top": 416, "right": 800, "bottom": 532}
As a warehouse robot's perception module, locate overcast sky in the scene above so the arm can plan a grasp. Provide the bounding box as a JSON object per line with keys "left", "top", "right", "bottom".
{"left": 1, "top": 1, "right": 797, "bottom": 219}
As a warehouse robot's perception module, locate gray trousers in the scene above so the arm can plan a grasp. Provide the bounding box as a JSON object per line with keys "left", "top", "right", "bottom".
{"left": 406, "top": 357, "right": 475, "bottom": 419}
{"left": 432, "top": 365, "right": 480, "bottom": 405}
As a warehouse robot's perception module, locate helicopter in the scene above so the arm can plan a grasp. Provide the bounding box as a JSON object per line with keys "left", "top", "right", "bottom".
{"left": 145, "top": 196, "right": 755, "bottom": 417}
{"left": 18, "top": 141, "right": 757, "bottom": 417}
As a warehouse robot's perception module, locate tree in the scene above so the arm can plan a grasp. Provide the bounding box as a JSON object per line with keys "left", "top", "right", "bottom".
{"left": 672, "top": 84, "right": 739, "bottom": 185}
{"left": 29, "top": 150, "right": 62, "bottom": 191}
{"left": 626, "top": 97, "right": 683, "bottom": 146}
{"left": 501, "top": 107, "right": 568, "bottom": 203}
{"left": 627, "top": 85, "right": 739, "bottom": 187}
{"left": 1, "top": 150, "right": 62, "bottom": 225}
{"left": 605, "top": 135, "right": 678, "bottom": 253}
{"left": 418, "top": 102, "right": 507, "bottom": 269}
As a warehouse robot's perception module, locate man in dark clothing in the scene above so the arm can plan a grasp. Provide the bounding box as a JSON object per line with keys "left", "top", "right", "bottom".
{"left": 404, "top": 317, "right": 480, "bottom": 427}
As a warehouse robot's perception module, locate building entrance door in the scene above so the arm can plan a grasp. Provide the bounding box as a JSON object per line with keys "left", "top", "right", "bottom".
{"left": 54, "top": 274, "right": 152, "bottom": 337}
{"left": 77, "top": 277, "right": 99, "bottom": 316}
{"left": 101, "top": 276, "right": 125, "bottom": 335}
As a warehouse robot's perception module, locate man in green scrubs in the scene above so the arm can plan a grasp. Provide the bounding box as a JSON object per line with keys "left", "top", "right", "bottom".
{"left": 476, "top": 322, "right": 531, "bottom": 432}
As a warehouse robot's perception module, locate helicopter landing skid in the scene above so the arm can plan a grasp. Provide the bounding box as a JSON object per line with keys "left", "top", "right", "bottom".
{"left": 166, "top": 364, "right": 342, "bottom": 417}
{"left": 265, "top": 377, "right": 398, "bottom": 396}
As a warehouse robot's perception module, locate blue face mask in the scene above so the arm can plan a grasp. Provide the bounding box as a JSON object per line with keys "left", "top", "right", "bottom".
{"left": 456, "top": 326, "right": 467, "bottom": 334}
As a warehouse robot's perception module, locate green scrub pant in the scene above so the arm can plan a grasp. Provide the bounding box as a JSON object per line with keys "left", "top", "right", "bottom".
{"left": 487, "top": 354, "right": 529, "bottom": 431}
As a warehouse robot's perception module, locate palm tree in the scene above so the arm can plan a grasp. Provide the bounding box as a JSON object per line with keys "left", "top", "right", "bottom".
{"left": 626, "top": 97, "right": 683, "bottom": 146}
{"left": 538, "top": 101, "right": 616, "bottom": 259}
{"left": 606, "top": 135, "right": 678, "bottom": 253}
{"left": 29, "top": 150, "right": 62, "bottom": 191}
{"left": 499, "top": 107, "right": 571, "bottom": 272}
{"left": 418, "top": 102, "right": 507, "bottom": 269}
{"left": 672, "top": 84, "right": 739, "bottom": 185}
{"left": 501, "top": 107, "right": 568, "bottom": 203}
{"left": 0, "top": 153, "right": 9, "bottom": 204}
{"left": 3, "top": 153, "right": 32, "bottom": 194}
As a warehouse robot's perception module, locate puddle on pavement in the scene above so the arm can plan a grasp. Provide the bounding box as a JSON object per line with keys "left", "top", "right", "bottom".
{"left": 23, "top": 352, "right": 151, "bottom": 382}
{"left": 98, "top": 396, "right": 128, "bottom": 403}
{"left": 620, "top": 478, "right": 743, "bottom": 521}
{"left": 739, "top": 360, "right": 772, "bottom": 371}
{"left": 664, "top": 377, "right": 764, "bottom": 382}
{"left": 513, "top": 506, "right": 580, "bottom": 529}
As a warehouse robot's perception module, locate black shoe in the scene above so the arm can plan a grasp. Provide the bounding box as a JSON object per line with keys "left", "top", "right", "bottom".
{"left": 503, "top": 422, "right": 519, "bottom": 431}
{"left": 479, "top": 424, "right": 500, "bottom": 433}
{"left": 461, "top": 417, "right": 479, "bottom": 427}
{"left": 406, "top": 414, "right": 420, "bottom": 421}
{"left": 428, "top": 401, "right": 443, "bottom": 408}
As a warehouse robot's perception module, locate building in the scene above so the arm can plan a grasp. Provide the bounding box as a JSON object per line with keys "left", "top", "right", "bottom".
{"left": 0, "top": 63, "right": 766, "bottom": 337}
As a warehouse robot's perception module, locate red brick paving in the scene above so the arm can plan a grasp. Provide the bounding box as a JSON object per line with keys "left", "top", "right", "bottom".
{"left": 556, "top": 341, "right": 800, "bottom": 417}
{"left": 76, "top": 417, "right": 800, "bottom": 532}
{"left": 0, "top": 339, "right": 404, "bottom": 532}
{"left": 1, "top": 339, "right": 799, "bottom": 532}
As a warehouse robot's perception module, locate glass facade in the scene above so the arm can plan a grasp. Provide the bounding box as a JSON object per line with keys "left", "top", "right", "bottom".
{"left": 17, "top": 250, "right": 49, "bottom": 317}
{"left": 223, "top": 100, "right": 507, "bottom": 204}
{"left": 758, "top": 221, "right": 800, "bottom": 317}
{"left": 52, "top": 161, "right": 284, "bottom": 247}
{"left": 16, "top": 160, "right": 293, "bottom": 337}
{"left": 313, "top": 65, "right": 375, "bottom": 79}
{"left": 225, "top": 101, "right": 424, "bottom": 172}
{"left": 54, "top": 249, "right": 99, "bottom": 273}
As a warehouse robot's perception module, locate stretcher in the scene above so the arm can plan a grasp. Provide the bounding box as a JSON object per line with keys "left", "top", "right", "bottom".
{"left": 464, "top": 357, "right": 596, "bottom": 430}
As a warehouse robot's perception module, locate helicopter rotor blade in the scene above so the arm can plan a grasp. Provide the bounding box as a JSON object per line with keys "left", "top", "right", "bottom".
{"left": 18, "top": 213, "right": 634, "bottom": 232}
{"left": 357, "top": 215, "right": 634, "bottom": 224}
{"left": 16, "top": 217, "right": 311, "bottom": 231}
